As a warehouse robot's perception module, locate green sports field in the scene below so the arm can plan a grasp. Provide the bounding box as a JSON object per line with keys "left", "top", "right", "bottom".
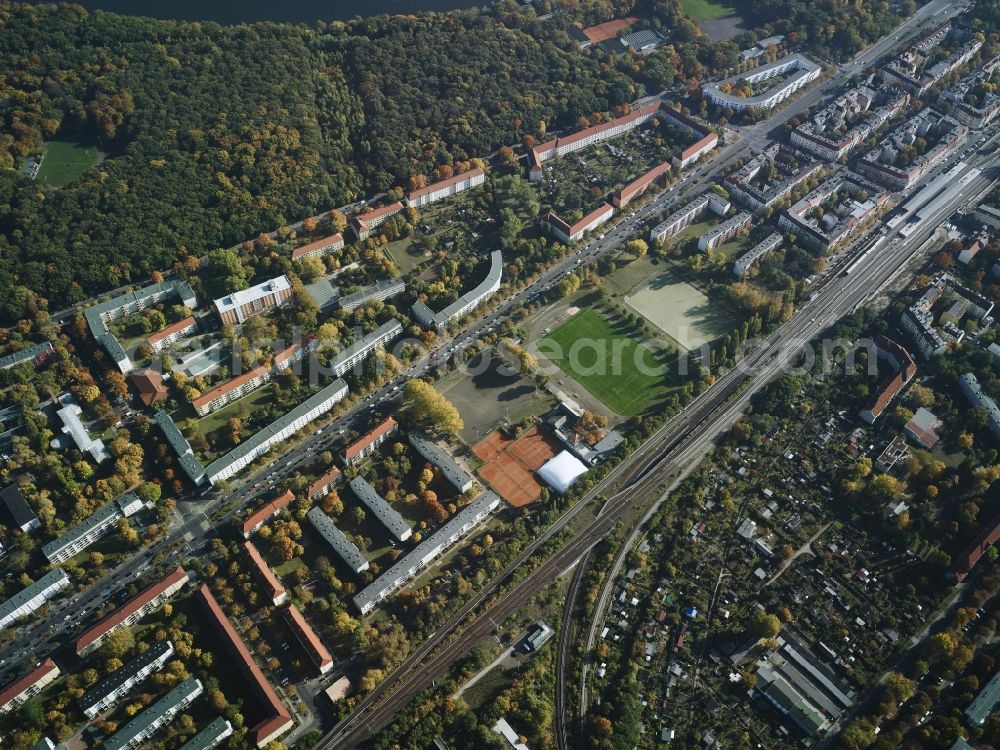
{"left": 36, "top": 139, "right": 101, "bottom": 187}
{"left": 680, "top": 0, "right": 738, "bottom": 22}
{"left": 539, "top": 308, "right": 670, "bottom": 416}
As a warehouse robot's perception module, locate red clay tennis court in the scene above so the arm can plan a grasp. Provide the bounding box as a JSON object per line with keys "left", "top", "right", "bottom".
{"left": 473, "top": 427, "right": 560, "bottom": 507}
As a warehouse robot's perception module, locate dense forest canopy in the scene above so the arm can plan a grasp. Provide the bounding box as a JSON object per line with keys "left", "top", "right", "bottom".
{"left": 0, "top": 0, "right": 994, "bottom": 323}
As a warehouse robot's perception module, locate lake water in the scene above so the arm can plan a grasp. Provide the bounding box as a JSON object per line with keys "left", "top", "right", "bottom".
{"left": 28, "top": 0, "right": 488, "bottom": 23}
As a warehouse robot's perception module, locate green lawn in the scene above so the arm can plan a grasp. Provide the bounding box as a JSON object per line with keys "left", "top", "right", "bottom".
{"left": 540, "top": 308, "right": 670, "bottom": 416}
{"left": 679, "top": 0, "right": 739, "bottom": 22}
{"left": 36, "top": 139, "right": 101, "bottom": 187}
{"left": 385, "top": 238, "right": 427, "bottom": 276}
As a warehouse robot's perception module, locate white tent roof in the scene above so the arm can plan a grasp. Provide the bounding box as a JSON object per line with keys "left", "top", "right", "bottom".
{"left": 537, "top": 450, "right": 588, "bottom": 493}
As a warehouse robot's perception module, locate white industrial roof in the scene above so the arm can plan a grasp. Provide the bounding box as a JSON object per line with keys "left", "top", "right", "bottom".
{"left": 537, "top": 450, "right": 588, "bottom": 493}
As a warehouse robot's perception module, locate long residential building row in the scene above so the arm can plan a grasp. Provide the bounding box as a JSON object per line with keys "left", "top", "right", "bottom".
{"left": 338, "top": 279, "right": 405, "bottom": 312}
{"left": 350, "top": 202, "right": 405, "bottom": 240}
{"left": 0, "top": 569, "right": 70, "bottom": 630}
{"left": 733, "top": 232, "right": 783, "bottom": 277}
{"left": 42, "top": 492, "right": 144, "bottom": 564}
{"left": 178, "top": 717, "right": 234, "bottom": 750}
{"left": 158, "top": 377, "right": 350, "bottom": 487}
{"left": 529, "top": 102, "right": 716, "bottom": 181}
{"left": 650, "top": 193, "right": 730, "bottom": 244}
{"left": 698, "top": 210, "right": 752, "bottom": 251}
{"left": 283, "top": 604, "right": 334, "bottom": 675}
{"left": 546, "top": 203, "right": 614, "bottom": 244}
{"left": 407, "top": 167, "right": 486, "bottom": 208}
{"left": 146, "top": 316, "right": 198, "bottom": 352}
{"left": 703, "top": 54, "right": 822, "bottom": 113}
{"left": 74, "top": 567, "right": 189, "bottom": 656}
{"left": 612, "top": 162, "right": 671, "bottom": 209}
{"left": 192, "top": 337, "right": 318, "bottom": 417}
{"left": 939, "top": 54, "right": 1000, "bottom": 128}
{"left": 330, "top": 320, "right": 402, "bottom": 376}
{"left": 0, "top": 341, "right": 54, "bottom": 372}
{"left": 85, "top": 279, "right": 197, "bottom": 373}
{"left": 240, "top": 489, "right": 295, "bottom": 538}
{"left": 353, "top": 491, "right": 501, "bottom": 615}
{"left": 79, "top": 640, "right": 175, "bottom": 719}
{"left": 349, "top": 476, "right": 412, "bottom": 542}
{"left": 408, "top": 433, "right": 474, "bottom": 493}
{"left": 412, "top": 250, "right": 503, "bottom": 330}
{"left": 0, "top": 659, "right": 61, "bottom": 716}
{"left": 858, "top": 336, "right": 917, "bottom": 423}
{"left": 196, "top": 585, "right": 293, "bottom": 747}
{"left": 291, "top": 232, "right": 345, "bottom": 261}
{"left": 342, "top": 417, "right": 399, "bottom": 466}
{"left": 104, "top": 677, "right": 203, "bottom": 750}
{"left": 307, "top": 507, "right": 369, "bottom": 574}
{"left": 243, "top": 541, "right": 288, "bottom": 606}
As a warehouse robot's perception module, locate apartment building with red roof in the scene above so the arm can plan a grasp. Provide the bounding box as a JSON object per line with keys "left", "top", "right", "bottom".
{"left": 192, "top": 337, "right": 316, "bottom": 417}
{"left": 350, "top": 203, "right": 404, "bottom": 240}
{"left": 74, "top": 567, "right": 189, "bottom": 656}
{"left": 283, "top": 604, "right": 333, "bottom": 675}
{"left": 407, "top": 167, "right": 486, "bottom": 208}
{"left": 291, "top": 233, "right": 344, "bottom": 261}
{"left": 196, "top": 585, "right": 293, "bottom": 747}
{"left": 146, "top": 316, "right": 198, "bottom": 352}
{"left": 0, "top": 659, "right": 60, "bottom": 716}
{"left": 243, "top": 541, "right": 287, "bottom": 607}
{"left": 307, "top": 466, "right": 342, "bottom": 500}
{"left": 612, "top": 162, "right": 671, "bottom": 209}
{"left": 546, "top": 203, "right": 614, "bottom": 244}
{"left": 240, "top": 490, "right": 295, "bottom": 539}
{"left": 859, "top": 336, "right": 917, "bottom": 423}
{"left": 341, "top": 417, "right": 399, "bottom": 467}
{"left": 952, "top": 511, "right": 1000, "bottom": 582}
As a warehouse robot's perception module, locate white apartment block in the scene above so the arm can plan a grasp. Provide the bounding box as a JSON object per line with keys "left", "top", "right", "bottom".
{"left": 214, "top": 276, "right": 292, "bottom": 326}
{"left": 546, "top": 203, "right": 614, "bottom": 244}
{"left": 353, "top": 491, "right": 500, "bottom": 615}
{"left": 147, "top": 316, "right": 198, "bottom": 352}
{"left": 292, "top": 233, "right": 345, "bottom": 261}
{"left": 203, "top": 379, "right": 349, "bottom": 485}
{"left": 308, "top": 507, "right": 369, "bottom": 575}
{"left": 85, "top": 280, "right": 197, "bottom": 374}
{"left": 407, "top": 168, "right": 486, "bottom": 208}
{"left": 0, "top": 659, "right": 61, "bottom": 716}
{"left": 330, "top": 320, "right": 402, "bottom": 377}
{"left": 412, "top": 250, "right": 503, "bottom": 330}
{"left": 703, "top": 54, "right": 821, "bottom": 113}
{"left": 192, "top": 338, "right": 317, "bottom": 417}
{"left": 649, "top": 193, "right": 729, "bottom": 244}
{"left": 75, "top": 568, "right": 190, "bottom": 656}
{"left": 104, "top": 678, "right": 203, "bottom": 750}
{"left": 699, "top": 211, "right": 752, "bottom": 251}
{"left": 350, "top": 202, "right": 404, "bottom": 240}
{"left": 734, "top": 233, "right": 783, "bottom": 277}
{"left": 79, "top": 640, "right": 175, "bottom": 719}
{"left": 43, "top": 492, "right": 144, "bottom": 564}
{"left": 0, "top": 570, "right": 70, "bottom": 629}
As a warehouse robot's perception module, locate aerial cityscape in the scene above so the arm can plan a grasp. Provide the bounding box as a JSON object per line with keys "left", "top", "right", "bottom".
{"left": 1, "top": 0, "right": 1000, "bottom": 748}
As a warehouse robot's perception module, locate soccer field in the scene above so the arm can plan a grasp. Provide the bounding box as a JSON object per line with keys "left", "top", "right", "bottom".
{"left": 540, "top": 309, "right": 669, "bottom": 416}
{"left": 679, "top": 0, "right": 739, "bottom": 22}
{"left": 37, "top": 139, "right": 101, "bottom": 187}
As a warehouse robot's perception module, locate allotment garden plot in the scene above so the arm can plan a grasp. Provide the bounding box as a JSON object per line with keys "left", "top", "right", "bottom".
{"left": 539, "top": 308, "right": 675, "bottom": 417}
